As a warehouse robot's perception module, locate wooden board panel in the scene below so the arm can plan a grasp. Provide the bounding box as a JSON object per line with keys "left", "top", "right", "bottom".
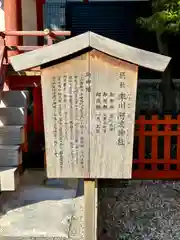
{"left": 0, "top": 145, "right": 20, "bottom": 167}
{"left": 0, "top": 90, "right": 29, "bottom": 107}
{"left": 0, "top": 107, "right": 27, "bottom": 126}
{"left": 89, "top": 50, "right": 138, "bottom": 178}
{"left": 41, "top": 53, "right": 90, "bottom": 178}
{"left": 0, "top": 126, "right": 24, "bottom": 145}
{"left": 0, "top": 167, "right": 19, "bottom": 191}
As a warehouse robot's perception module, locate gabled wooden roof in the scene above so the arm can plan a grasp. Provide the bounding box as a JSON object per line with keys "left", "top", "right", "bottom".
{"left": 10, "top": 31, "right": 171, "bottom": 72}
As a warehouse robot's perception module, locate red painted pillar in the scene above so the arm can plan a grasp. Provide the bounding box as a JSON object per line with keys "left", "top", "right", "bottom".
{"left": 33, "top": 1, "right": 45, "bottom": 138}
{"left": 4, "top": 0, "right": 22, "bottom": 55}
{"left": 33, "top": 87, "right": 44, "bottom": 133}
{"left": 36, "top": 0, "right": 45, "bottom": 45}
{"left": 4, "top": 0, "right": 22, "bottom": 90}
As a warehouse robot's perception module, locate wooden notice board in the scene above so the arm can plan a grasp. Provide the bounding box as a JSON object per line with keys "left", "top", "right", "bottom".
{"left": 10, "top": 31, "right": 171, "bottom": 240}
{"left": 41, "top": 50, "right": 138, "bottom": 179}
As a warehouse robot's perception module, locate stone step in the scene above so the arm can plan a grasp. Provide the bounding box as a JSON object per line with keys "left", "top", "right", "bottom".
{"left": 0, "top": 145, "right": 22, "bottom": 167}
{"left": 0, "top": 90, "right": 28, "bottom": 107}
{"left": 0, "top": 107, "right": 26, "bottom": 126}
{"left": 0, "top": 167, "right": 19, "bottom": 191}
{"left": 0, "top": 126, "right": 24, "bottom": 145}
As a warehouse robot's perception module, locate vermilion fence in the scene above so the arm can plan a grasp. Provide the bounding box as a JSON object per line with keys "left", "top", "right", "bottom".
{"left": 133, "top": 115, "right": 180, "bottom": 179}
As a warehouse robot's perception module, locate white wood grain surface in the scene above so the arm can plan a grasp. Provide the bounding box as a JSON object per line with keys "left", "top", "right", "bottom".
{"left": 42, "top": 53, "right": 90, "bottom": 178}
{"left": 42, "top": 50, "right": 137, "bottom": 179}
{"left": 89, "top": 50, "right": 138, "bottom": 178}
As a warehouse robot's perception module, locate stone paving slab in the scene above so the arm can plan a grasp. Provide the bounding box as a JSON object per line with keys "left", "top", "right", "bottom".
{"left": 0, "top": 170, "right": 78, "bottom": 239}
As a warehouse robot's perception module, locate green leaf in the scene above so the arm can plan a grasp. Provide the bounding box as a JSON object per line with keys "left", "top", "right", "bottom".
{"left": 137, "top": 0, "right": 180, "bottom": 34}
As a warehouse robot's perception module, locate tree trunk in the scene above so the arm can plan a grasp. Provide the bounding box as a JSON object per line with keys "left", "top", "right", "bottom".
{"left": 156, "top": 32, "right": 176, "bottom": 113}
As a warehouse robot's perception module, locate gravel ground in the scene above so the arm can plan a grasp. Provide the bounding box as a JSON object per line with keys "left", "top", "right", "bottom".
{"left": 98, "top": 180, "right": 180, "bottom": 240}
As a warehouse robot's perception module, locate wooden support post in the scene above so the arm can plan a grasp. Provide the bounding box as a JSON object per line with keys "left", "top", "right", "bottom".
{"left": 84, "top": 179, "right": 98, "bottom": 240}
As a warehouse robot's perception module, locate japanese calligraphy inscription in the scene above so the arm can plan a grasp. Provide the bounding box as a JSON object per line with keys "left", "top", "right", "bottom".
{"left": 41, "top": 53, "right": 89, "bottom": 178}
{"left": 90, "top": 50, "right": 138, "bottom": 178}
{"left": 42, "top": 50, "right": 138, "bottom": 179}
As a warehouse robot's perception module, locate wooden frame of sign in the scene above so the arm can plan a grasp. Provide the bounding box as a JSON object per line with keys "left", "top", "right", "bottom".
{"left": 10, "top": 31, "right": 171, "bottom": 240}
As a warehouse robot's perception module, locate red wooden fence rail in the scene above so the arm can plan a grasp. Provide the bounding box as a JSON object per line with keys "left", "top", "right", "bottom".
{"left": 133, "top": 115, "right": 180, "bottom": 179}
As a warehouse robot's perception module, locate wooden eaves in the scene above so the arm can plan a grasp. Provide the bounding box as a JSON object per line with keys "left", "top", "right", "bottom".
{"left": 10, "top": 31, "right": 171, "bottom": 72}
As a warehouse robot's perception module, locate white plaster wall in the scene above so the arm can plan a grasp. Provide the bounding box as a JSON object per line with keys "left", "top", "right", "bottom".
{"left": 0, "top": 0, "right": 5, "bottom": 31}
{"left": 21, "top": 0, "right": 37, "bottom": 45}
